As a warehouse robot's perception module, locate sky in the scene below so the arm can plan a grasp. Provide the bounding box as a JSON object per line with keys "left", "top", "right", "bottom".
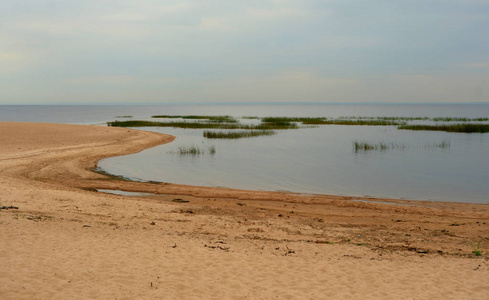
{"left": 1, "top": 0, "right": 489, "bottom": 104}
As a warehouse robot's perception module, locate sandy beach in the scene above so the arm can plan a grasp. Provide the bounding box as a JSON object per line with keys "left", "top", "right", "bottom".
{"left": 1, "top": 121, "right": 488, "bottom": 299}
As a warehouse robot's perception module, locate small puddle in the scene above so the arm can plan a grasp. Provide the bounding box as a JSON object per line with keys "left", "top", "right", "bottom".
{"left": 97, "top": 189, "right": 157, "bottom": 196}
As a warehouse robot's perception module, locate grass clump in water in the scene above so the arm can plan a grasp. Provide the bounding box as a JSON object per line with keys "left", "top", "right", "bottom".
{"left": 262, "top": 117, "right": 325, "bottom": 123}
{"left": 425, "top": 138, "right": 451, "bottom": 149}
{"left": 151, "top": 115, "right": 238, "bottom": 123}
{"left": 339, "top": 116, "right": 430, "bottom": 121}
{"left": 205, "top": 116, "right": 238, "bottom": 123}
{"left": 399, "top": 124, "right": 489, "bottom": 133}
{"left": 107, "top": 120, "right": 294, "bottom": 130}
{"left": 203, "top": 130, "right": 276, "bottom": 139}
{"left": 177, "top": 145, "right": 204, "bottom": 155}
{"left": 260, "top": 117, "right": 300, "bottom": 129}
{"left": 171, "top": 145, "right": 216, "bottom": 155}
{"left": 254, "top": 122, "right": 298, "bottom": 130}
{"left": 353, "top": 140, "right": 408, "bottom": 152}
{"left": 432, "top": 117, "right": 489, "bottom": 122}
{"left": 319, "top": 119, "right": 406, "bottom": 126}
{"left": 108, "top": 120, "right": 238, "bottom": 129}
{"left": 260, "top": 117, "right": 406, "bottom": 126}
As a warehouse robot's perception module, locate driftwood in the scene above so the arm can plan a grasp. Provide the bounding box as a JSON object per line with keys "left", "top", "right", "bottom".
{"left": 1, "top": 206, "right": 19, "bottom": 210}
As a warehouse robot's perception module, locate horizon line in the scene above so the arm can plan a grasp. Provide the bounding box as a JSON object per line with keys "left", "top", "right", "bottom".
{"left": 1, "top": 101, "right": 489, "bottom": 106}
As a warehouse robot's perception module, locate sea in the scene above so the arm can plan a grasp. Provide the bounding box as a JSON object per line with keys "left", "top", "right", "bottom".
{"left": 1, "top": 103, "right": 488, "bottom": 204}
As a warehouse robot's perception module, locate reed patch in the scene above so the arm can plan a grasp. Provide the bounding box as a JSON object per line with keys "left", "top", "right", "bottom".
{"left": 169, "top": 145, "right": 217, "bottom": 155}
{"left": 399, "top": 124, "right": 489, "bottom": 133}
{"left": 203, "top": 130, "right": 276, "bottom": 139}
{"left": 353, "top": 141, "right": 409, "bottom": 152}
{"left": 108, "top": 120, "right": 297, "bottom": 130}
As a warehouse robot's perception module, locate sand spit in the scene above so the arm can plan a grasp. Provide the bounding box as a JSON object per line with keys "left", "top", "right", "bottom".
{"left": 1, "top": 122, "right": 488, "bottom": 299}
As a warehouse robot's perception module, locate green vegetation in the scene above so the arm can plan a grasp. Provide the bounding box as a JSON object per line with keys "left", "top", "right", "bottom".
{"left": 474, "top": 243, "right": 482, "bottom": 256}
{"left": 425, "top": 139, "right": 451, "bottom": 149}
{"left": 261, "top": 117, "right": 325, "bottom": 123}
{"left": 115, "top": 115, "right": 133, "bottom": 118}
{"left": 261, "top": 118, "right": 296, "bottom": 128}
{"left": 203, "top": 130, "right": 276, "bottom": 139}
{"left": 355, "top": 139, "right": 453, "bottom": 152}
{"left": 260, "top": 117, "right": 406, "bottom": 126}
{"left": 353, "top": 141, "right": 408, "bottom": 152}
{"left": 255, "top": 122, "right": 298, "bottom": 130}
{"left": 399, "top": 124, "right": 489, "bottom": 133}
{"left": 310, "top": 119, "right": 406, "bottom": 126}
{"left": 432, "top": 117, "right": 489, "bottom": 122}
{"left": 340, "top": 116, "right": 489, "bottom": 122}
{"left": 108, "top": 120, "right": 297, "bottom": 130}
{"left": 108, "top": 120, "right": 238, "bottom": 129}
{"left": 170, "top": 145, "right": 216, "bottom": 155}
{"left": 108, "top": 115, "right": 489, "bottom": 136}
{"left": 261, "top": 117, "right": 406, "bottom": 125}
{"left": 339, "top": 116, "right": 430, "bottom": 121}
{"left": 151, "top": 115, "right": 238, "bottom": 123}
{"left": 177, "top": 145, "right": 204, "bottom": 155}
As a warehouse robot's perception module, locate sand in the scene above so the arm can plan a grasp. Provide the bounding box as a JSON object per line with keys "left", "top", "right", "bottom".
{"left": 0, "top": 121, "right": 488, "bottom": 299}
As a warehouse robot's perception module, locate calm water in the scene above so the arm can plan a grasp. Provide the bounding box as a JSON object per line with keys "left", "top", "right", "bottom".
{"left": 1, "top": 103, "right": 488, "bottom": 203}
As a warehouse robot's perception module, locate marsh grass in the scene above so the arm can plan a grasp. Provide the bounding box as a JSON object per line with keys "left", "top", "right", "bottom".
{"left": 108, "top": 120, "right": 238, "bottom": 129}
{"left": 255, "top": 122, "right": 298, "bottom": 130}
{"left": 340, "top": 116, "right": 489, "bottom": 122}
{"left": 206, "top": 116, "right": 238, "bottom": 123}
{"left": 432, "top": 117, "right": 489, "bottom": 122}
{"left": 261, "top": 117, "right": 407, "bottom": 125}
{"left": 203, "top": 130, "right": 276, "bottom": 139}
{"left": 170, "top": 145, "right": 216, "bottom": 155}
{"left": 262, "top": 117, "right": 325, "bottom": 123}
{"left": 355, "top": 138, "right": 452, "bottom": 152}
{"left": 425, "top": 138, "right": 451, "bottom": 149}
{"left": 108, "top": 115, "right": 489, "bottom": 132}
{"left": 313, "top": 119, "right": 406, "bottom": 126}
{"left": 340, "top": 116, "right": 430, "bottom": 121}
{"left": 108, "top": 120, "right": 297, "bottom": 130}
{"left": 177, "top": 145, "right": 204, "bottom": 155}
{"left": 399, "top": 124, "right": 489, "bottom": 133}
{"left": 354, "top": 141, "right": 409, "bottom": 152}
{"left": 151, "top": 115, "right": 238, "bottom": 123}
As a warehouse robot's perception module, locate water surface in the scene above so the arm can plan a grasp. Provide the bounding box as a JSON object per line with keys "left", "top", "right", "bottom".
{"left": 1, "top": 103, "right": 488, "bottom": 203}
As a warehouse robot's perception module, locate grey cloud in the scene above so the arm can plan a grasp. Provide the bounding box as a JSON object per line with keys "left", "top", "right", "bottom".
{"left": 1, "top": 0, "right": 488, "bottom": 104}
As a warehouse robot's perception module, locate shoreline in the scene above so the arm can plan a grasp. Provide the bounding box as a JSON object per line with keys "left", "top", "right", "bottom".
{"left": 1, "top": 122, "right": 488, "bottom": 299}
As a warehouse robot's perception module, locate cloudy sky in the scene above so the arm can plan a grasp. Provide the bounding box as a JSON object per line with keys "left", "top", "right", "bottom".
{"left": 1, "top": 0, "right": 488, "bottom": 104}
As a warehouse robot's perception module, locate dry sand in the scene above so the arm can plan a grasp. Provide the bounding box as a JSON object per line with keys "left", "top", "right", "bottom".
{"left": 0, "top": 121, "right": 488, "bottom": 299}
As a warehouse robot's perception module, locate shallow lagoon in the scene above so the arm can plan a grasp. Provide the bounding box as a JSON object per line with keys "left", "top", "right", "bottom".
{"left": 98, "top": 105, "right": 489, "bottom": 204}
{"left": 1, "top": 103, "right": 488, "bottom": 203}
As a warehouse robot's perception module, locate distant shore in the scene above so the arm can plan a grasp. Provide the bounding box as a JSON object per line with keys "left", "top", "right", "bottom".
{"left": 1, "top": 122, "right": 488, "bottom": 299}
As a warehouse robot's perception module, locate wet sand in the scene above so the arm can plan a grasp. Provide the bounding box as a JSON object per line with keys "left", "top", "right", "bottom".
{"left": 1, "top": 122, "right": 488, "bottom": 299}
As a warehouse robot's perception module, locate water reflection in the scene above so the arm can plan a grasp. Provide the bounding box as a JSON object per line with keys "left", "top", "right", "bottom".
{"left": 99, "top": 123, "right": 489, "bottom": 204}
